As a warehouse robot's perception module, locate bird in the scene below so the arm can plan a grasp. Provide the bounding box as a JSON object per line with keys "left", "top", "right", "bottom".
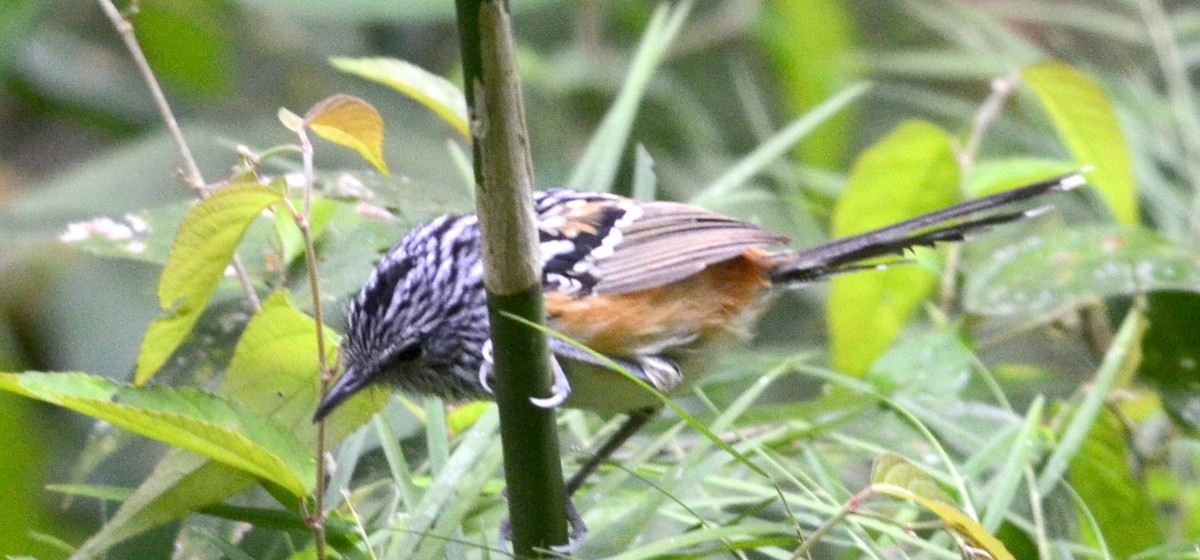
{"left": 312, "top": 172, "right": 1084, "bottom": 539}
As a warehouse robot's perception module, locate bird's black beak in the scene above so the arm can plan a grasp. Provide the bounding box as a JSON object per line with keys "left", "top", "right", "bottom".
{"left": 313, "top": 366, "right": 368, "bottom": 422}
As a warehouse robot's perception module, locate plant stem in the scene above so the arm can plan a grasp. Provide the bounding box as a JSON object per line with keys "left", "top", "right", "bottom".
{"left": 455, "top": 0, "right": 570, "bottom": 554}
{"left": 96, "top": 0, "right": 261, "bottom": 311}
{"left": 292, "top": 127, "right": 331, "bottom": 559}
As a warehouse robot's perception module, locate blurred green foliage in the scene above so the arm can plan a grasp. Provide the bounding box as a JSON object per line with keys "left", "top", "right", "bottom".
{"left": 1, "top": 1, "right": 1199, "bottom": 558}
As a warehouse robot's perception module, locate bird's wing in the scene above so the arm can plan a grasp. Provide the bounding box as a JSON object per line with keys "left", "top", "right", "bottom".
{"left": 536, "top": 191, "right": 787, "bottom": 296}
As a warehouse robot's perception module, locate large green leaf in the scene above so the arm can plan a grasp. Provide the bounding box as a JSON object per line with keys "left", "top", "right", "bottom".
{"left": 68, "top": 452, "right": 256, "bottom": 560}
{"left": 1069, "top": 408, "right": 1161, "bottom": 557}
{"left": 220, "top": 290, "right": 387, "bottom": 440}
{"left": 1022, "top": 60, "right": 1137, "bottom": 224}
{"left": 828, "top": 120, "right": 959, "bottom": 376}
{"left": 136, "top": 183, "right": 283, "bottom": 384}
{"left": 69, "top": 292, "right": 386, "bottom": 558}
{"left": 963, "top": 225, "right": 1200, "bottom": 317}
{"left": 0, "top": 372, "right": 313, "bottom": 496}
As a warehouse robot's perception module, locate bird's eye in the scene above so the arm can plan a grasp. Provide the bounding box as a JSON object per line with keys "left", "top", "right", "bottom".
{"left": 392, "top": 342, "right": 422, "bottom": 362}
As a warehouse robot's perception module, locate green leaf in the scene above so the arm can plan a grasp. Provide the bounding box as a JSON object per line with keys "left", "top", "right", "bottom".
{"left": 304, "top": 94, "right": 390, "bottom": 176}
{"left": 963, "top": 225, "right": 1200, "bottom": 317}
{"left": 966, "top": 157, "right": 1080, "bottom": 198}
{"left": 67, "top": 452, "right": 256, "bottom": 560}
{"left": 331, "top": 57, "right": 468, "bottom": 139}
{"left": 220, "top": 291, "right": 387, "bottom": 442}
{"left": 758, "top": 0, "right": 857, "bottom": 168}
{"left": 828, "top": 120, "right": 959, "bottom": 376}
{"left": 1022, "top": 60, "right": 1137, "bottom": 224}
{"left": 874, "top": 482, "right": 1016, "bottom": 560}
{"left": 871, "top": 453, "right": 953, "bottom": 503}
{"left": 0, "top": 372, "right": 313, "bottom": 496}
{"left": 136, "top": 183, "right": 283, "bottom": 384}
{"left": 1139, "top": 291, "right": 1200, "bottom": 436}
{"left": 66, "top": 292, "right": 382, "bottom": 559}
{"left": 1069, "top": 408, "right": 1162, "bottom": 557}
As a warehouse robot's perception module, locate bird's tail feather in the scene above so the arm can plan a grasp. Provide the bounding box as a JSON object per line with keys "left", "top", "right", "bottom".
{"left": 768, "top": 172, "right": 1086, "bottom": 286}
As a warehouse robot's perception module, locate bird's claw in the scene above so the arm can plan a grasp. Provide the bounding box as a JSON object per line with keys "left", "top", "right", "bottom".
{"left": 481, "top": 340, "right": 572, "bottom": 407}
{"left": 478, "top": 340, "right": 495, "bottom": 394}
{"left": 529, "top": 355, "right": 571, "bottom": 408}
{"left": 498, "top": 492, "right": 588, "bottom": 553}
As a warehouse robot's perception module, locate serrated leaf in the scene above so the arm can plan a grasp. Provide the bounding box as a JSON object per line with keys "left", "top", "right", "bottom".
{"left": 136, "top": 183, "right": 283, "bottom": 384}
{"left": 873, "top": 482, "right": 1015, "bottom": 560}
{"left": 1022, "top": 60, "right": 1136, "bottom": 224}
{"left": 828, "top": 120, "right": 959, "bottom": 376}
{"left": 0, "top": 372, "right": 312, "bottom": 496}
{"left": 963, "top": 225, "right": 1200, "bottom": 317}
{"left": 330, "top": 57, "right": 468, "bottom": 139}
{"left": 304, "top": 94, "right": 390, "bottom": 176}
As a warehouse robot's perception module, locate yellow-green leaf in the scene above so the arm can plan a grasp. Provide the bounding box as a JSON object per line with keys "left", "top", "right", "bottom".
{"left": 304, "top": 94, "right": 390, "bottom": 176}
{"left": 136, "top": 183, "right": 284, "bottom": 384}
{"left": 828, "top": 120, "right": 959, "bottom": 376}
{"left": 873, "top": 483, "right": 1015, "bottom": 560}
{"left": 871, "top": 453, "right": 953, "bottom": 504}
{"left": 331, "top": 56, "right": 469, "bottom": 139}
{"left": 220, "top": 290, "right": 386, "bottom": 443}
{"left": 1022, "top": 60, "right": 1137, "bottom": 224}
{"left": 0, "top": 372, "right": 312, "bottom": 497}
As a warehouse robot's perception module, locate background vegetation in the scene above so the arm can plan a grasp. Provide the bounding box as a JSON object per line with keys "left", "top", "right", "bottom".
{"left": 1, "top": 0, "right": 1198, "bottom": 558}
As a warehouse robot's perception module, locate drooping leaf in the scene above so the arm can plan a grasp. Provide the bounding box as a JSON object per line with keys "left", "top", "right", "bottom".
{"left": 0, "top": 372, "right": 312, "bottom": 496}
{"left": 873, "top": 480, "right": 1015, "bottom": 560}
{"left": 1022, "top": 60, "right": 1137, "bottom": 224}
{"left": 304, "top": 94, "right": 390, "bottom": 176}
{"left": 963, "top": 225, "right": 1200, "bottom": 317}
{"left": 135, "top": 182, "right": 283, "bottom": 384}
{"left": 828, "top": 120, "right": 959, "bottom": 376}
{"left": 331, "top": 57, "right": 468, "bottom": 139}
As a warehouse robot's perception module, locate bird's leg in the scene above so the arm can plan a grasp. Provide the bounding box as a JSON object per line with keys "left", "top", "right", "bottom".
{"left": 566, "top": 407, "right": 659, "bottom": 496}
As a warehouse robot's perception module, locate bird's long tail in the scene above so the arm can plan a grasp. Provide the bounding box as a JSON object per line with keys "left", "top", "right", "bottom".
{"left": 768, "top": 172, "right": 1087, "bottom": 286}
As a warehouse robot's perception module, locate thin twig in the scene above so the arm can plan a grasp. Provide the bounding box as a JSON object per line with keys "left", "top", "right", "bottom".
{"left": 96, "top": 0, "right": 262, "bottom": 311}
{"left": 941, "top": 72, "right": 1020, "bottom": 312}
{"left": 286, "top": 126, "right": 332, "bottom": 559}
